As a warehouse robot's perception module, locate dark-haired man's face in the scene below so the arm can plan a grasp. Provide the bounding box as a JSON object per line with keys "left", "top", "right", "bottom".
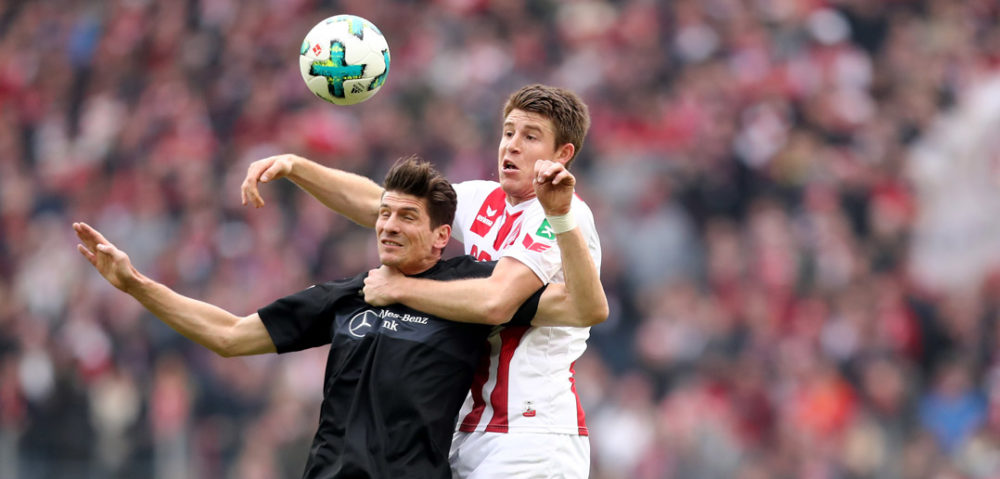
{"left": 375, "top": 191, "right": 450, "bottom": 275}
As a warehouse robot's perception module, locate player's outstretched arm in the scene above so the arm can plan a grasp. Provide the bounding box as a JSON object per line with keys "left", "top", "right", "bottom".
{"left": 74, "top": 222, "right": 276, "bottom": 357}
{"left": 241, "top": 154, "right": 383, "bottom": 228}
{"left": 529, "top": 160, "right": 608, "bottom": 327}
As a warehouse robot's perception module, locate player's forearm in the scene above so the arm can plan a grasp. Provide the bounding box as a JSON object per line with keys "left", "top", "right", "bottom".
{"left": 286, "top": 157, "right": 383, "bottom": 228}
{"left": 532, "top": 228, "right": 608, "bottom": 327}
{"left": 557, "top": 226, "right": 608, "bottom": 324}
{"left": 125, "top": 277, "right": 275, "bottom": 356}
{"left": 393, "top": 277, "right": 521, "bottom": 325}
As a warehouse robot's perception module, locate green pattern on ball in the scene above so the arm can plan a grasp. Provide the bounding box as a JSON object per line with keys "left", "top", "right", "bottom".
{"left": 327, "top": 14, "right": 371, "bottom": 40}
{"left": 309, "top": 42, "right": 364, "bottom": 98}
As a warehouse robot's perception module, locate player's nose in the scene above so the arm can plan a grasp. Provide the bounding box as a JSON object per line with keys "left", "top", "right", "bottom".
{"left": 382, "top": 215, "right": 402, "bottom": 233}
{"left": 504, "top": 135, "right": 521, "bottom": 153}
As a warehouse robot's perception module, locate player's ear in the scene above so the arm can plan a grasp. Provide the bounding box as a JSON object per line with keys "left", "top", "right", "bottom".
{"left": 554, "top": 143, "right": 574, "bottom": 166}
{"left": 432, "top": 224, "right": 451, "bottom": 250}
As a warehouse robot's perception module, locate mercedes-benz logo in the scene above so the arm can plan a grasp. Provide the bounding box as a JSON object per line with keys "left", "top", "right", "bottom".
{"left": 348, "top": 310, "right": 379, "bottom": 338}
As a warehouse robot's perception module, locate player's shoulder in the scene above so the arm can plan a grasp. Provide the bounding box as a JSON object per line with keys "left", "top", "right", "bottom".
{"left": 570, "top": 193, "right": 595, "bottom": 213}
{"left": 436, "top": 255, "right": 497, "bottom": 280}
{"left": 571, "top": 195, "right": 597, "bottom": 226}
{"left": 318, "top": 273, "right": 366, "bottom": 298}
{"left": 328, "top": 273, "right": 366, "bottom": 289}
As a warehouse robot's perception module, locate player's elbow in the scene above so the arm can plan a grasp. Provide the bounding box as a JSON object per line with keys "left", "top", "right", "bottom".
{"left": 215, "top": 348, "right": 237, "bottom": 358}
{"left": 213, "top": 336, "right": 241, "bottom": 358}
{"left": 568, "top": 289, "right": 609, "bottom": 327}
{"left": 483, "top": 298, "right": 518, "bottom": 326}
{"left": 584, "top": 300, "right": 610, "bottom": 326}
{"left": 213, "top": 327, "right": 253, "bottom": 358}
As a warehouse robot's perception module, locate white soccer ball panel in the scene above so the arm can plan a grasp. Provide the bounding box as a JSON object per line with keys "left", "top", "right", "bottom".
{"left": 304, "top": 74, "right": 337, "bottom": 103}
{"left": 341, "top": 78, "right": 379, "bottom": 105}
{"left": 362, "top": 28, "right": 389, "bottom": 54}
{"left": 301, "top": 23, "right": 334, "bottom": 61}
{"left": 336, "top": 29, "right": 372, "bottom": 66}
{"left": 356, "top": 48, "right": 386, "bottom": 78}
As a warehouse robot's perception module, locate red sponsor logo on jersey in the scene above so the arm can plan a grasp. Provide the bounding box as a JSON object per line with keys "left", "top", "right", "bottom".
{"left": 521, "top": 234, "right": 551, "bottom": 252}
{"left": 470, "top": 187, "right": 507, "bottom": 237}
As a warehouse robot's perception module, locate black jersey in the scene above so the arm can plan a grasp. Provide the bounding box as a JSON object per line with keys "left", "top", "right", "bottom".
{"left": 258, "top": 256, "right": 539, "bottom": 479}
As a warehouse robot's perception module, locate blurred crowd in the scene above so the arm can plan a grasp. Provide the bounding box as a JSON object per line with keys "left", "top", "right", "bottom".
{"left": 3, "top": 0, "right": 1000, "bottom": 477}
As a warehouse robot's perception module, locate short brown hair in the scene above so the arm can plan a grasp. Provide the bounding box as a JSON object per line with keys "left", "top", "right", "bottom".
{"left": 383, "top": 156, "right": 457, "bottom": 229}
{"left": 502, "top": 84, "right": 591, "bottom": 168}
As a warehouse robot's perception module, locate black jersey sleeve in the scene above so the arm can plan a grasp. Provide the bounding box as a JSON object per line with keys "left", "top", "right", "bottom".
{"left": 428, "top": 256, "right": 496, "bottom": 280}
{"left": 258, "top": 276, "right": 364, "bottom": 353}
{"left": 508, "top": 284, "right": 548, "bottom": 326}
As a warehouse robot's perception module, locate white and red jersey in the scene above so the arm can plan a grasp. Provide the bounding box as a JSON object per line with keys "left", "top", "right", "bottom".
{"left": 450, "top": 180, "right": 601, "bottom": 436}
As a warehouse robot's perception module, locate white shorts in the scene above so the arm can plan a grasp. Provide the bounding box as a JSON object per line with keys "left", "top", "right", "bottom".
{"left": 449, "top": 431, "right": 590, "bottom": 479}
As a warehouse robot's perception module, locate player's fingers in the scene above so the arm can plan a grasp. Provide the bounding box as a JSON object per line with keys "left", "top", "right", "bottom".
{"left": 77, "top": 243, "right": 97, "bottom": 267}
{"left": 549, "top": 170, "right": 563, "bottom": 185}
{"left": 87, "top": 224, "right": 114, "bottom": 246}
{"left": 552, "top": 169, "right": 575, "bottom": 186}
{"left": 95, "top": 242, "right": 115, "bottom": 256}
{"left": 242, "top": 159, "right": 265, "bottom": 185}
{"left": 74, "top": 222, "right": 105, "bottom": 249}
{"left": 241, "top": 177, "right": 259, "bottom": 206}
{"left": 361, "top": 283, "right": 375, "bottom": 302}
{"left": 240, "top": 177, "right": 251, "bottom": 205}
{"left": 241, "top": 159, "right": 272, "bottom": 206}
{"left": 95, "top": 242, "right": 129, "bottom": 264}
{"left": 537, "top": 166, "right": 567, "bottom": 185}
{"left": 534, "top": 160, "right": 556, "bottom": 183}
{"left": 541, "top": 160, "right": 567, "bottom": 177}
{"left": 260, "top": 157, "right": 291, "bottom": 183}
{"left": 73, "top": 222, "right": 90, "bottom": 245}
{"left": 249, "top": 186, "right": 265, "bottom": 208}
{"left": 242, "top": 175, "right": 266, "bottom": 208}
{"left": 545, "top": 161, "right": 565, "bottom": 175}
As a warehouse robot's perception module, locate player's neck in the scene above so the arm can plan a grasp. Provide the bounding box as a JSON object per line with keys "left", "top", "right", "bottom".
{"left": 504, "top": 191, "right": 536, "bottom": 207}
{"left": 396, "top": 255, "right": 442, "bottom": 276}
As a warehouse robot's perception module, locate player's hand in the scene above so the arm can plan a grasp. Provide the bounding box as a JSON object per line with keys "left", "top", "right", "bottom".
{"left": 73, "top": 222, "right": 141, "bottom": 292}
{"left": 533, "top": 160, "right": 575, "bottom": 216}
{"left": 241, "top": 154, "right": 299, "bottom": 208}
{"left": 363, "top": 265, "right": 403, "bottom": 306}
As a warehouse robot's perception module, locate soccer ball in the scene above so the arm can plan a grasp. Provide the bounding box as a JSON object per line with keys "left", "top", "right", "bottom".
{"left": 299, "top": 15, "right": 390, "bottom": 106}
